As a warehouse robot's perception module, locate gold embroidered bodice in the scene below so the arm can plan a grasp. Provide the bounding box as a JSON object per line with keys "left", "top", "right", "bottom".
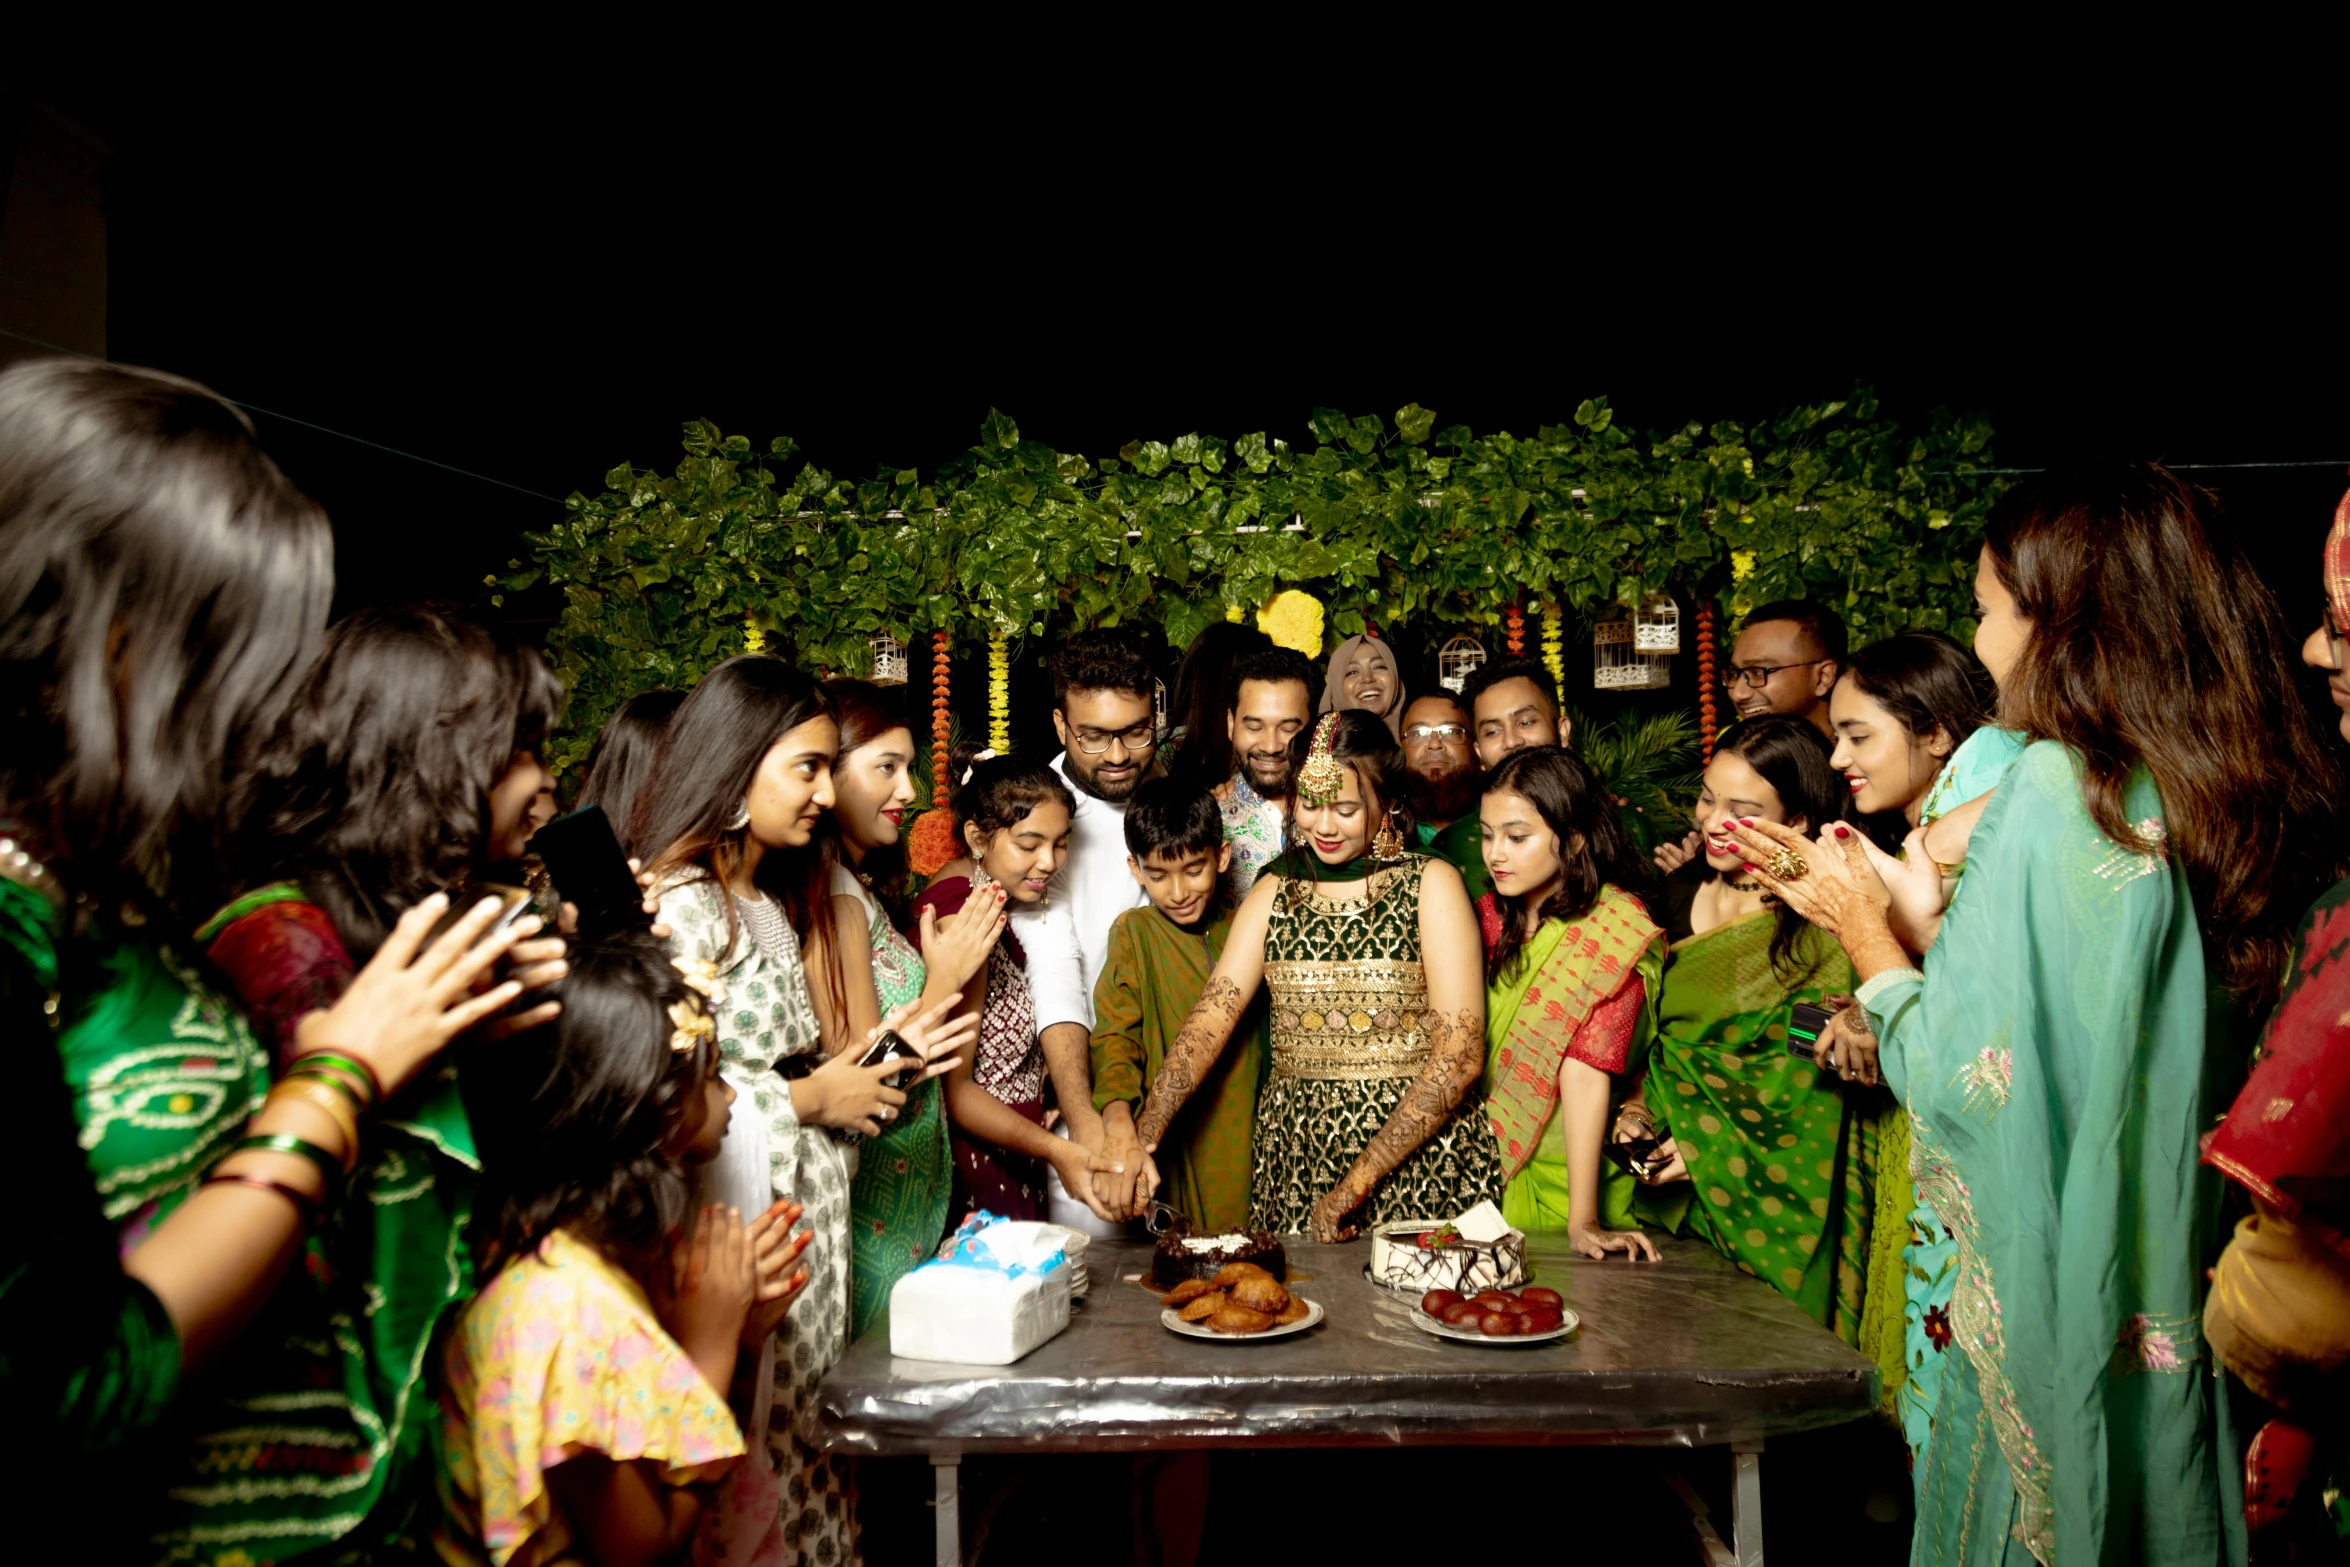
{"left": 1262, "top": 856, "right": 1429, "bottom": 1081}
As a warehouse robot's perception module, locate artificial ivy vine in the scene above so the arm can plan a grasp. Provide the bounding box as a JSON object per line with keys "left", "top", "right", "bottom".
{"left": 497, "top": 390, "right": 2003, "bottom": 774}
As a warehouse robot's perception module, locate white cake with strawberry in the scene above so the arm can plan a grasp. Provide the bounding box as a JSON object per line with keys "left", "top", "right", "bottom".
{"left": 1369, "top": 1200, "right": 1527, "bottom": 1293}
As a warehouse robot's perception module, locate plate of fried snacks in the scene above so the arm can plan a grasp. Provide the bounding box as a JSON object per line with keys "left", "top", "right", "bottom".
{"left": 1157, "top": 1262, "right": 1323, "bottom": 1339}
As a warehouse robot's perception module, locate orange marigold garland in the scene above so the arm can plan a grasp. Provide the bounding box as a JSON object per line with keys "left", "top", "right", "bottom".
{"left": 1504, "top": 602, "right": 1526, "bottom": 657}
{"left": 1696, "top": 601, "right": 1720, "bottom": 761}
{"left": 908, "top": 629, "right": 959, "bottom": 879}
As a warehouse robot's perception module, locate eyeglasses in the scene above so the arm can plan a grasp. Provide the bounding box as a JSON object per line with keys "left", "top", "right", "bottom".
{"left": 1072, "top": 722, "right": 1158, "bottom": 755}
{"left": 1723, "top": 659, "right": 1825, "bottom": 690}
{"left": 1402, "top": 723, "right": 1468, "bottom": 743}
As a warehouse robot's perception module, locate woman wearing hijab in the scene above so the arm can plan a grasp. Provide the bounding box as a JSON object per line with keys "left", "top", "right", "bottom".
{"left": 1319, "top": 633, "right": 1406, "bottom": 738}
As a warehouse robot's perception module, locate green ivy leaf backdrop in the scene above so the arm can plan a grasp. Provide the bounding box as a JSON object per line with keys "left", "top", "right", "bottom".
{"left": 498, "top": 389, "right": 2004, "bottom": 776}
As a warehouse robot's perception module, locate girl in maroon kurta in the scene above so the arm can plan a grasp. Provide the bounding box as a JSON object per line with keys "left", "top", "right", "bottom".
{"left": 915, "top": 754, "right": 1117, "bottom": 1224}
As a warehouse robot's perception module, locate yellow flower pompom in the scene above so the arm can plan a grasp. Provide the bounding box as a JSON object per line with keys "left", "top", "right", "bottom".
{"left": 1225, "top": 604, "right": 1245, "bottom": 623}
{"left": 1730, "top": 548, "right": 1757, "bottom": 584}
{"left": 1256, "top": 589, "right": 1325, "bottom": 659}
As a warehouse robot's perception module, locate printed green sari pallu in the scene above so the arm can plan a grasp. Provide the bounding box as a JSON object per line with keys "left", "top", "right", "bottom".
{"left": 1482, "top": 884, "right": 1664, "bottom": 1231}
{"left": 1646, "top": 911, "right": 1885, "bottom": 1351}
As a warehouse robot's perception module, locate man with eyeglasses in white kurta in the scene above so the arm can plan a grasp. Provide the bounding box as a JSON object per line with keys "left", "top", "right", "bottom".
{"left": 1011, "top": 629, "right": 1163, "bottom": 1226}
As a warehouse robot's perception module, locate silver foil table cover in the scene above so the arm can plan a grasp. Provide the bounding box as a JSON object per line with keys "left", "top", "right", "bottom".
{"left": 808, "top": 1231, "right": 1874, "bottom": 1454}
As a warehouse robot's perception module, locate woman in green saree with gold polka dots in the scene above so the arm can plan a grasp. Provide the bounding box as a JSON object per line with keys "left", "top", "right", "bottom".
{"left": 1623, "top": 715, "right": 1891, "bottom": 1372}
{"left": 1644, "top": 909, "right": 1878, "bottom": 1342}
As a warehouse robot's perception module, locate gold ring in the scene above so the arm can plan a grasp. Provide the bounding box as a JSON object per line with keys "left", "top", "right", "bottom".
{"left": 1768, "top": 848, "right": 1809, "bottom": 881}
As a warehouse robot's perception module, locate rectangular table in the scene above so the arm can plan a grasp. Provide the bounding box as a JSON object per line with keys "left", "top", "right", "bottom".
{"left": 807, "top": 1232, "right": 1876, "bottom": 1565}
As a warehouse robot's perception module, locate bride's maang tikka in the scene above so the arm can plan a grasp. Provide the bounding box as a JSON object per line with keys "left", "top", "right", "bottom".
{"left": 1296, "top": 712, "right": 1346, "bottom": 808}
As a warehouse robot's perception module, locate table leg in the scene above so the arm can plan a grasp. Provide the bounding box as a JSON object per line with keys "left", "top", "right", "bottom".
{"left": 933, "top": 1452, "right": 961, "bottom": 1567}
{"left": 1731, "top": 1439, "right": 1764, "bottom": 1566}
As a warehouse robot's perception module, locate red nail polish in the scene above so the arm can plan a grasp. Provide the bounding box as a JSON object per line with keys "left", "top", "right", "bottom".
{"left": 1834, "top": 824, "right": 1850, "bottom": 839}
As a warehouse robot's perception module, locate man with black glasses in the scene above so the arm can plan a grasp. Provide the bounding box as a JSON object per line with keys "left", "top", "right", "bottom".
{"left": 1724, "top": 598, "right": 1844, "bottom": 737}
{"left": 1659, "top": 598, "right": 1848, "bottom": 871}
{"left": 1397, "top": 689, "right": 1490, "bottom": 900}
{"left": 1013, "top": 629, "right": 1163, "bottom": 1223}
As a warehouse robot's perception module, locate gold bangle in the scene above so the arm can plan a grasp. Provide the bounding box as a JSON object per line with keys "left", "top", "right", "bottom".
{"left": 266, "top": 1077, "right": 362, "bottom": 1172}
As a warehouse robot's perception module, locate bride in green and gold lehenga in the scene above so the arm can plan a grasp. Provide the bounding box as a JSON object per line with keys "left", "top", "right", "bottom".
{"left": 1135, "top": 712, "right": 1499, "bottom": 1241}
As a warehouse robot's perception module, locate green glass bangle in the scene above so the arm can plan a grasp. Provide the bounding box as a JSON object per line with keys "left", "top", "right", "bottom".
{"left": 282, "top": 1061, "right": 368, "bottom": 1112}
{"left": 234, "top": 1132, "right": 345, "bottom": 1198}
{"left": 289, "top": 1049, "right": 381, "bottom": 1106}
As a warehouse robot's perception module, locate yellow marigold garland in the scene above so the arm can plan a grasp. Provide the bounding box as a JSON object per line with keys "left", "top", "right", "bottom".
{"left": 1540, "top": 604, "right": 1566, "bottom": 709}
{"left": 743, "top": 615, "right": 766, "bottom": 655}
{"left": 987, "top": 632, "right": 1011, "bottom": 753}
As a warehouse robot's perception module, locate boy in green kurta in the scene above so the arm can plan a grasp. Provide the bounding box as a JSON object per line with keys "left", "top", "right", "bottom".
{"left": 1092, "top": 779, "right": 1268, "bottom": 1231}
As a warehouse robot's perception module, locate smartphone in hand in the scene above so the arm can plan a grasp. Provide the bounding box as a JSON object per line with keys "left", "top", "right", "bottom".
{"left": 855, "top": 1028, "right": 925, "bottom": 1090}
{"left": 1786, "top": 1001, "right": 1835, "bottom": 1059}
{"left": 530, "top": 805, "right": 652, "bottom": 935}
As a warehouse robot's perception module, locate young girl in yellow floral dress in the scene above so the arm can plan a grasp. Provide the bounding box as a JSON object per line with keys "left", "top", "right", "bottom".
{"left": 438, "top": 931, "right": 812, "bottom": 1567}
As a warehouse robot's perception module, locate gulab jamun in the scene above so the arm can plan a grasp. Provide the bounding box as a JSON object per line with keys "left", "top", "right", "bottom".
{"left": 1421, "top": 1289, "right": 1463, "bottom": 1317}
{"left": 1520, "top": 1287, "right": 1563, "bottom": 1309}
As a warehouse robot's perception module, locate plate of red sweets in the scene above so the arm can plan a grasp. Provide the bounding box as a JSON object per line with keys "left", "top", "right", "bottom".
{"left": 1407, "top": 1286, "right": 1577, "bottom": 1344}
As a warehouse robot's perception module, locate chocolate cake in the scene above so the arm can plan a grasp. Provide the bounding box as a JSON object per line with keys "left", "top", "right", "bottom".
{"left": 1150, "top": 1229, "right": 1289, "bottom": 1286}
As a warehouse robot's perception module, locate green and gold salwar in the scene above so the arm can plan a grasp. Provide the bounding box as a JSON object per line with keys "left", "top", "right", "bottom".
{"left": 1250, "top": 854, "right": 1500, "bottom": 1233}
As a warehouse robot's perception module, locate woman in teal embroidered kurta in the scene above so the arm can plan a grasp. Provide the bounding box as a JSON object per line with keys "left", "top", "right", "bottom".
{"left": 1856, "top": 742, "right": 2239, "bottom": 1565}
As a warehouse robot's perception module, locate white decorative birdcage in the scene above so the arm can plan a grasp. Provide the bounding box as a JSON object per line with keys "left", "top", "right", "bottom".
{"left": 1438, "top": 635, "right": 1487, "bottom": 694}
{"left": 1594, "top": 618, "right": 1672, "bottom": 690}
{"left": 1633, "top": 592, "right": 1681, "bottom": 653}
{"left": 868, "top": 630, "right": 909, "bottom": 685}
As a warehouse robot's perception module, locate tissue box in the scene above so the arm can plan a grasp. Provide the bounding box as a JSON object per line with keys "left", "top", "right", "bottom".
{"left": 887, "top": 1214, "right": 1073, "bottom": 1365}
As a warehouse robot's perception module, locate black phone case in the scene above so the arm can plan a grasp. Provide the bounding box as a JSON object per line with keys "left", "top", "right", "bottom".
{"left": 531, "top": 806, "right": 651, "bottom": 934}
{"left": 856, "top": 1028, "right": 924, "bottom": 1089}
{"left": 1786, "top": 1002, "right": 1834, "bottom": 1056}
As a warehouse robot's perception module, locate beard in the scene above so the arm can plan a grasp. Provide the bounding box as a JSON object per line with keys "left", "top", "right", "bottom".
{"left": 1239, "top": 748, "right": 1294, "bottom": 796}
{"left": 1065, "top": 752, "right": 1144, "bottom": 803}
{"left": 1401, "top": 759, "right": 1482, "bottom": 824}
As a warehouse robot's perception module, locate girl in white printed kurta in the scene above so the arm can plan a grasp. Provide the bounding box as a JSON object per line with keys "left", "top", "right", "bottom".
{"left": 635, "top": 656, "right": 977, "bottom": 1567}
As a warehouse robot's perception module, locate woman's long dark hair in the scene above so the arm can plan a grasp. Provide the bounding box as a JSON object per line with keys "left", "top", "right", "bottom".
{"left": 1167, "top": 620, "right": 1272, "bottom": 783}
{"left": 1712, "top": 715, "right": 1846, "bottom": 976}
{"left": 1281, "top": 710, "right": 1409, "bottom": 881}
{"left": 636, "top": 656, "right": 840, "bottom": 1012}
{"left": 0, "top": 358, "right": 332, "bottom": 910}
{"left": 1841, "top": 631, "right": 1997, "bottom": 764}
{"left": 1985, "top": 464, "right": 2340, "bottom": 998}
{"left": 577, "top": 689, "right": 684, "bottom": 861}
{"left": 1838, "top": 630, "right": 1999, "bottom": 848}
{"left": 463, "top": 927, "right": 712, "bottom": 1278}
{"left": 231, "top": 604, "right": 565, "bottom": 960}
{"left": 1483, "top": 746, "right": 1654, "bottom": 985}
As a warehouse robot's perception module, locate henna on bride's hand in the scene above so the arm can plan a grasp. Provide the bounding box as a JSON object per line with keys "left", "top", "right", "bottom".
{"left": 1346, "top": 1007, "right": 1483, "bottom": 1197}
{"left": 1132, "top": 975, "right": 1244, "bottom": 1149}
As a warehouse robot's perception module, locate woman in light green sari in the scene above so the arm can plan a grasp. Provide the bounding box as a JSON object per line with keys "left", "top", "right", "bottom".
{"left": 1624, "top": 716, "right": 1888, "bottom": 1356}
{"left": 1476, "top": 747, "right": 1666, "bottom": 1256}
{"left": 1736, "top": 466, "right": 2340, "bottom": 1565}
